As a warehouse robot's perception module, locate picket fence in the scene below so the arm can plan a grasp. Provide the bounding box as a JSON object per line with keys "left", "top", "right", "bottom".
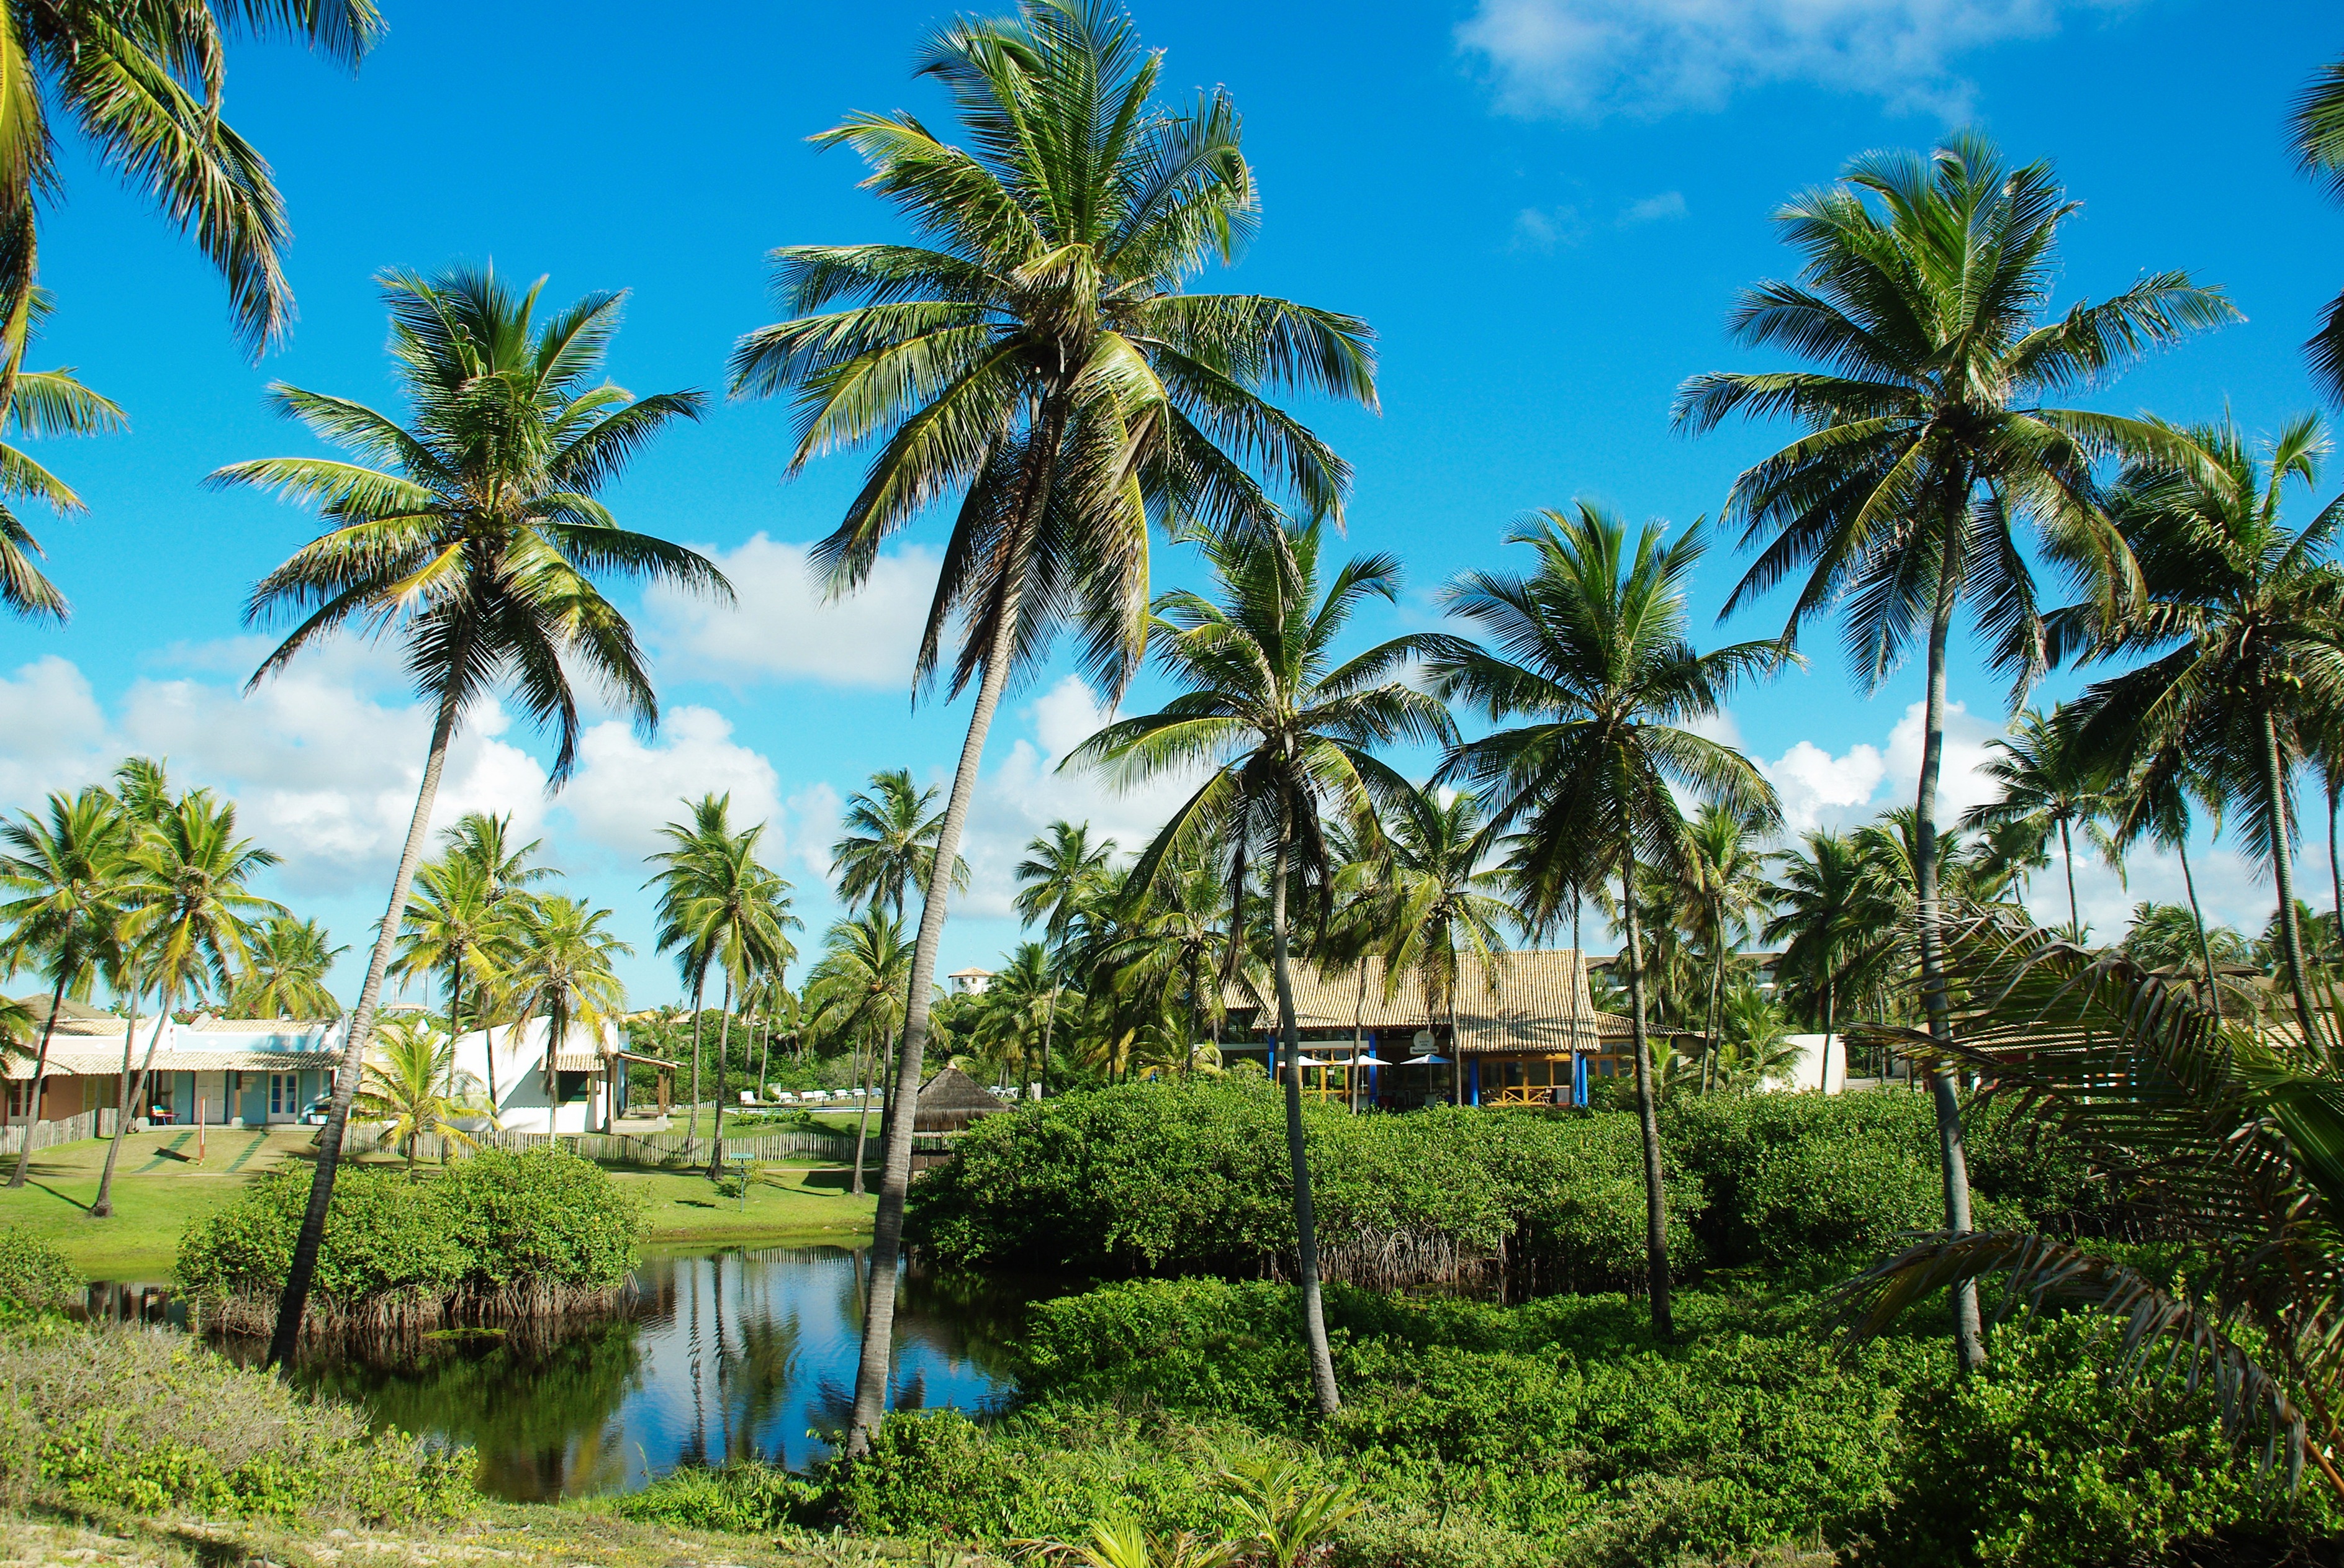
{"left": 397, "top": 1124, "right": 956, "bottom": 1166}
{"left": 0, "top": 1107, "right": 105, "bottom": 1156}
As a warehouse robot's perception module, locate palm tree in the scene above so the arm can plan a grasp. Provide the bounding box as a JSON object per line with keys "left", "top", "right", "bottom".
{"left": 731, "top": 0, "right": 1375, "bottom": 1455}
{"left": 1427, "top": 505, "right": 1783, "bottom": 1338}
{"left": 0, "top": 295, "right": 125, "bottom": 622}
{"left": 407, "top": 813, "right": 559, "bottom": 1116}
{"left": 659, "top": 811, "right": 797, "bottom": 1166}
{"left": 1713, "top": 981, "right": 1799, "bottom": 1091}
{"left": 89, "top": 790, "right": 280, "bottom": 1219}
{"left": 832, "top": 770, "right": 967, "bottom": 917}
{"left": 1380, "top": 786, "right": 1513, "bottom": 1084}
{"left": 215, "top": 265, "right": 729, "bottom": 1367}
{"left": 352, "top": 1016, "right": 477, "bottom": 1171}
{"left": 0, "top": 787, "right": 131, "bottom": 1186}
{"left": 2293, "top": 60, "right": 2344, "bottom": 404}
{"left": 1674, "top": 803, "right": 1773, "bottom": 1091}
{"left": 1013, "top": 820, "right": 1115, "bottom": 1080}
{"left": 2063, "top": 414, "right": 2344, "bottom": 1055}
{"left": 803, "top": 911, "right": 914, "bottom": 1196}
{"left": 1960, "top": 708, "right": 2114, "bottom": 941}
{"left": 226, "top": 915, "right": 344, "bottom": 1019}
{"left": 1842, "top": 908, "right": 2344, "bottom": 1502}
{"left": 1674, "top": 133, "right": 2234, "bottom": 1371}
{"left": 1763, "top": 828, "right": 1896, "bottom": 1090}
{"left": 0, "top": 1, "right": 378, "bottom": 379}
{"left": 1070, "top": 520, "right": 1451, "bottom": 1414}
{"left": 1093, "top": 844, "right": 1239, "bottom": 1085}
{"left": 498, "top": 895, "right": 631, "bottom": 1117}
{"left": 2106, "top": 742, "right": 2232, "bottom": 1022}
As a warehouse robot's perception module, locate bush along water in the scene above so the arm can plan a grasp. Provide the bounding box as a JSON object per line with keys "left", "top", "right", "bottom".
{"left": 175, "top": 1147, "right": 642, "bottom": 1343}
{"left": 906, "top": 1079, "right": 2097, "bottom": 1292}
{"left": 0, "top": 1225, "right": 472, "bottom": 1526}
{"left": 617, "top": 1275, "right": 2342, "bottom": 1568}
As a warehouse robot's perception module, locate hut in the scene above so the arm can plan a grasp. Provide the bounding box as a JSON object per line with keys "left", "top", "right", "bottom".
{"left": 915, "top": 1066, "right": 1006, "bottom": 1132}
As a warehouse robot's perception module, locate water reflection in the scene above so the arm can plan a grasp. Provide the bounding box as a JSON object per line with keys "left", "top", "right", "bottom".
{"left": 85, "top": 1246, "right": 1037, "bottom": 1503}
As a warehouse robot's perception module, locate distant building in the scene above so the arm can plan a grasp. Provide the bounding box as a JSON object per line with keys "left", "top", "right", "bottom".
{"left": 1, "top": 1000, "right": 345, "bottom": 1129}
{"left": 947, "top": 966, "right": 994, "bottom": 996}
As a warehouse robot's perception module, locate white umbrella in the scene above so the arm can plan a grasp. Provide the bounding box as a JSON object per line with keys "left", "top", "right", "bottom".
{"left": 1352, "top": 1053, "right": 1391, "bottom": 1065}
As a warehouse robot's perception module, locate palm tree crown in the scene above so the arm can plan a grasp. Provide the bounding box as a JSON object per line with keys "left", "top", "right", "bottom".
{"left": 228, "top": 915, "right": 345, "bottom": 1019}
{"left": 832, "top": 769, "right": 967, "bottom": 916}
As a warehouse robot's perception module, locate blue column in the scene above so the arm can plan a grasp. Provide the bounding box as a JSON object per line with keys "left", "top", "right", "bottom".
{"left": 1467, "top": 1060, "right": 1481, "bottom": 1106}
{"left": 1574, "top": 1053, "right": 1589, "bottom": 1107}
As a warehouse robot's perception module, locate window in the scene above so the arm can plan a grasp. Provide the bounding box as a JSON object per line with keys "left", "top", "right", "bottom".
{"left": 5, "top": 1081, "right": 27, "bottom": 1119}
{"left": 269, "top": 1074, "right": 296, "bottom": 1116}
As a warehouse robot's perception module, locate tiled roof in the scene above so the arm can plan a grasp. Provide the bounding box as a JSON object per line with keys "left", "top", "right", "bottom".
{"left": 6, "top": 1044, "right": 340, "bottom": 1078}
{"left": 1223, "top": 949, "right": 1633, "bottom": 1053}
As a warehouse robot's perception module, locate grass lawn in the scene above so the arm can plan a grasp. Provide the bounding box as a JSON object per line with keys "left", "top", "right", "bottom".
{"left": 0, "top": 1129, "right": 878, "bottom": 1280}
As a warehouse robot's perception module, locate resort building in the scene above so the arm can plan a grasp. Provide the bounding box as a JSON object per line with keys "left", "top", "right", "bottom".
{"left": 1219, "top": 949, "right": 1639, "bottom": 1108}
{"left": 1, "top": 997, "right": 347, "bottom": 1142}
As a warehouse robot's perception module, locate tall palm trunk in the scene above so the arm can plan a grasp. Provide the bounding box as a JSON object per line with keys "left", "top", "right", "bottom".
{"left": 2179, "top": 837, "right": 2222, "bottom": 1024}
{"left": 1618, "top": 853, "right": 1674, "bottom": 1338}
{"left": 843, "top": 477, "right": 1050, "bottom": 1457}
{"left": 266, "top": 688, "right": 461, "bottom": 1370}
{"left": 1821, "top": 978, "right": 1836, "bottom": 1095}
{"left": 683, "top": 976, "right": 707, "bottom": 1152}
{"left": 478, "top": 983, "right": 501, "bottom": 1129}
{"left": 1267, "top": 826, "right": 1340, "bottom": 1413}
{"left": 2330, "top": 770, "right": 2343, "bottom": 950}
{"left": 7, "top": 972, "right": 68, "bottom": 1186}
{"left": 94, "top": 989, "right": 181, "bottom": 1218}
{"left": 708, "top": 975, "right": 734, "bottom": 1177}
{"left": 2059, "top": 818, "right": 2081, "bottom": 942}
{"left": 2261, "top": 708, "right": 2325, "bottom": 1055}
{"left": 1913, "top": 545, "right": 1983, "bottom": 1374}
{"left": 849, "top": 1030, "right": 873, "bottom": 1197}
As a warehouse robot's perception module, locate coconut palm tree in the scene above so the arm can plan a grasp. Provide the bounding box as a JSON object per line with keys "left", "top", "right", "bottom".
{"left": 731, "top": 0, "right": 1375, "bottom": 1453}
{"left": 1427, "top": 504, "right": 1783, "bottom": 1338}
{"left": 1763, "top": 828, "right": 1896, "bottom": 1089}
{"left": 1960, "top": 707, "right": 2115, "bottom": 941}
{"left": 2293, "top": 60, "right": 2344, "bottom": 404}
{"left": 0, "top": 787, "right": 132, "bottom": 1186}
{"left": 1070, "top": 519, "right": 1451, "bottom": 1413}
{"left": 803, "top": 911, "right": 914, "bottom": 1196}
{"left": 1842, "top": 907, "right": 2344, "bottom": 1502}
{"left": 498, "top": 895, "right": 631, "bottom": 1116}
{"left": 1012, "top": 820, "right": 1116, "bottom": 1077}
{"left": 0, "top": 295, "right": 125, "bottom": 622}
{"left": 1380, "top": 785, "right": 1513, "bottom": 1081}
{"left": 353, "top": 1015, "right": 477, "bottom": 1171}
{"left": 1674, "top": 803, "right": 1774, "bottom": 1091}
{"left": 89, "top": 790, "right": 280, "bottom": 1219}
{"left": 649, "top": 806, "right": 797, "bottom": 1166}
{"left": 226, "top": 915, "right": 344, "bottom": 1019}
{"left": 0, "top": 0, "right": 379, "bottom": 379}
{"left": 1674, "top": 133, "right": 2234, "bottom": 1370}
{"left": 832, "top": 770, "right": 967, "bottom": 918}
{"left": 2062, "top": 413, "right": 2344, "bottom": 1056}
{"left": 216, "top": 265, "right": 729, "bottom": 1367}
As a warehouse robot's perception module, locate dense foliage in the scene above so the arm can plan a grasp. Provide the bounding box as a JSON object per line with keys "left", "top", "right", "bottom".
{"left": 621, "top": 1276, "right": 2332, "bottom": 1567}
{"left": 176, "top": 1148, "right": 641, "bottom": 1327}
{"left": 0, "top": 1312, "right": 471, "bottom": 1525}
{"left": 908, "top": 1079, "right": 2091, "bottom": 1291}
{"left": 0, "top": 1225, "right": 77, "bottom": 1312}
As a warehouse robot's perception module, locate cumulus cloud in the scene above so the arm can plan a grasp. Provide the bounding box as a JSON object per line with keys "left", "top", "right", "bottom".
{"left": 642, "top": 534, "right": 940, "bottom": 690}
{"left": 1750, "top": 698, "right": 1999, "bottom": 838}
{"left": 1618, "top": 190, "right": 1688, "bottom": 225}
{"left": 1510, "top": 204, "right": 1588, "bottom": 252}
{"left": 556, "top": 706, "right": 783, "bottom": 865}
{"left": 0, "top": 656, "right": 112, "bottom": 804}
{"left": 1761, "top": 737, "right": 1888, "bottom": 835}
{"left": 1457, "top": 0, "right": 2126, "bottom": 121}
{"left": 955, "top": 677, "right": 1213, "bottom": 922}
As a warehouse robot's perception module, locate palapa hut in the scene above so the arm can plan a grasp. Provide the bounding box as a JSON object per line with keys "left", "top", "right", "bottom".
{"left": 915, "top": 1066, "right": 1007, "bottom": 1132}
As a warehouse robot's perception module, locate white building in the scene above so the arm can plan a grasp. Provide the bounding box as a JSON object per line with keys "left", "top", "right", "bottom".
{"left": 947, "top": 966, "right": 994, "bottom": 996}
{"left": 446, "top": 1016, "right": 626, "bottom": 1135}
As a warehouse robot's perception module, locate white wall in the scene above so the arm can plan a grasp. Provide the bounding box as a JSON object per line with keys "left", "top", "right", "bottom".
{"left": 444, "top": 1016, "right": 617, "bottom": 1135}
{"left": 1765, "top": 1033, "right": 1849, "bottom": 1096}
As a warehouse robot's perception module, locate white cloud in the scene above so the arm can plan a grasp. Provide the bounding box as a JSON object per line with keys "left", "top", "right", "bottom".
{"left": 956, "top": 677, "right": 1212, "bottom": 922}
{"left": 1618, "top": 190, "right": 1688, "bottom": 225}
{"left": 0, "top": 656, "right": 111, "bottom": 804}
{"left": 1883, "top": 697, "right": 2003, "bottom": 826}
{"left": 1761, "top": 737, "right": 1887, "bottom": 835}
{"left": 1749, "top": 698, "right": 1998, "bottom": 838}
{"left": 556, "top": 706, "right": 783, "bottom": 865}
{"left": 642, "top": 534, "right": 940, "bottom": 690}
{"left": 1510, "top": 205, "right": 1587, "bottom": 252}
{"left": 1458, "top": 0, "right": 2126, "bottom": 121}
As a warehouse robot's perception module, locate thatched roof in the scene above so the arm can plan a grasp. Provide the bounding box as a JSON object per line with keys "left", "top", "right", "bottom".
{"left": 915, "top": 1065, "right": 1006, "bottom": 1130}
{"left": 1220, "top": 949, "right": 1633, "bottom": 1053}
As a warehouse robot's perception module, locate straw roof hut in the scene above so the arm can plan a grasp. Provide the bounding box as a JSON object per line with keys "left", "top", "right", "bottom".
{"left": 915, "top": 1066, "right": 1006, "bottom": 1132}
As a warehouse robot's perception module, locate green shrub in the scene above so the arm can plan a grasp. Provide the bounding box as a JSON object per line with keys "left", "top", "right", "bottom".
{"left": 0, "top": 1225, "right": 77, "bottom": 1311}
{"left": 1863, "top": 1315, "right": 2342, "bottom": 1566}
{"left": 177, "top": 1147, "right": 640, "bottom": 1312}
{"left": 616, "top": 1462, "right": 819, "bottom": 1533}
{"left": 0, "top": 1315, "right": 472, "bottom": 1523}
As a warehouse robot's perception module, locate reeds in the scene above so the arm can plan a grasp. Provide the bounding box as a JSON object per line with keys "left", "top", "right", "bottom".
{"left": 191, "top": 1276, "right": 637, "bottom": 1346}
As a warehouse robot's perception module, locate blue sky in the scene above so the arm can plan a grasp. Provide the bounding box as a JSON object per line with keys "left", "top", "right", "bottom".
{"left": 4, "top": 0, "right": 2338, "bottom": 1008}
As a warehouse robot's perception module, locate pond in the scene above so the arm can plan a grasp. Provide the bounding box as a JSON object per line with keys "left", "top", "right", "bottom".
{"left": 82, "top": 1245, "right": 1041, "bottom": 1502}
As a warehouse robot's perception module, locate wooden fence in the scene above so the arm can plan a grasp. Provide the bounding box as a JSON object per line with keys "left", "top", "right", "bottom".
{"left": 399, "top": 1125, "right": 957, "bottom": 1166}
{"left": 0, "top": 1107, "right": 104, "bottom": 1156}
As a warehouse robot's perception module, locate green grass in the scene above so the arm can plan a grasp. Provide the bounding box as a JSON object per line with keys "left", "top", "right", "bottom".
{"left": 0, "top": 1130, "right": 878, "bottom": 1280}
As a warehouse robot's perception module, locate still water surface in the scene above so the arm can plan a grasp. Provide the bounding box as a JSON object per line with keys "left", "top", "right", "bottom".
{"left": 88, "top": 1246, "right": 1038, "bottom": 1502}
